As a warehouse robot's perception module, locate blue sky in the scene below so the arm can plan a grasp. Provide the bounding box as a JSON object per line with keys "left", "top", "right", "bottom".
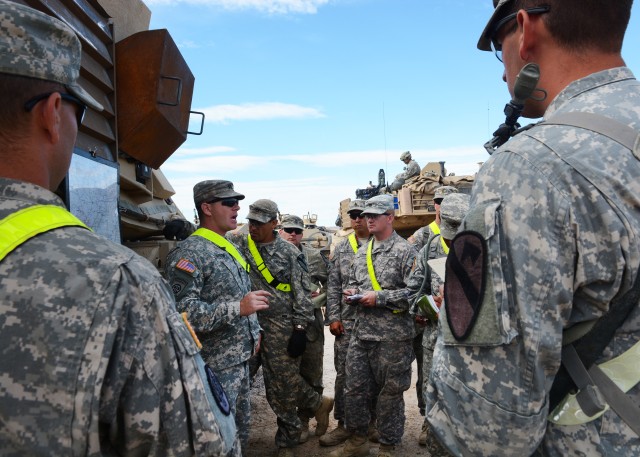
{"left": 147, "top": 0, "right": 640, "bottom": 227}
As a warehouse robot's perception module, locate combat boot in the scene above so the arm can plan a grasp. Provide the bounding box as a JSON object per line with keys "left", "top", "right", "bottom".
{"left": 377, "top": 443, "right": 397, "bottom": 457}
{"left": 327, "top": 435, "right": 369, "bottom": 457}
{"left": 367, "top": 422, "right": 379, "bottom": 443}
{"left": 319, "top": 423, "right": 351, "bottom": 447}
{"left": 314, "top": 396, "right": 334, "bottom": 436}
{"left": 418, "top": 422, "right": 428, "bottom": 446}
{"left": 276, "top": 446, "right": 295, "bottom": 457}
{"left": 299, "top": 419, "right": 309, "bottom": 444}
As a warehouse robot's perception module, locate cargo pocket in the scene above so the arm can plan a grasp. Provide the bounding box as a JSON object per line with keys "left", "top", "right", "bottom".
{"left": 167, "top": 312, "right": 238, "bottom": 456}
{"left": 441, "top": 198, "right": 518, "bottom": 346}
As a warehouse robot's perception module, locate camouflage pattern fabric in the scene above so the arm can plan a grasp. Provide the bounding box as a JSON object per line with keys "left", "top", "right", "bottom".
{"left": 427, "top": 67, "right": 640, "bottom": 456}
{"left": 345, "top": 231, "right": 417, "bottom": 445}
{"left": 398, "top": 159, "right": 421, "bottom": 181}
{"left": 0, "top": 178, "right": 239, "bottom": 456}
{"left": 228, "top": 232, "right": 319, "bottom": 448}
{"left": 407, "top": 222, "right": 438, "bottom": 252}
{"left": 166, "top": 231, "right": 261, "bottom": 453}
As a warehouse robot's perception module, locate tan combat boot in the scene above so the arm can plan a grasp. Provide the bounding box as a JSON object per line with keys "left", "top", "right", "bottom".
{"left": 276, "top": 446, "right": 295, "bottom": 457}
{"left": 319, "top": 423, "right": 351, "bottom": 447}
{"left": 327, "top": 435, "right": 369, "bottom": 457}
{"left": 367, "top": 421, "right": 379, "bottom": 443}
{"left": 418, "top": 421, "right": 428, "bottom": 446}
{"left": 314, "top": 396, "right": 334, "bottom": 436}
{"left": 377, "top": 443, "right": 397, "bottom": 457}
{"left": 299, "top": 419, "right": 309, "bottom": 444}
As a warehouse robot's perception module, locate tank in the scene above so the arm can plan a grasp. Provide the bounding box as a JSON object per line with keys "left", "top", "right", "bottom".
{"left": 336, "top": 161, "right": 475, "bottom": 244}
{"left": 36, "top": 0, "right": 199, "bottom": 275}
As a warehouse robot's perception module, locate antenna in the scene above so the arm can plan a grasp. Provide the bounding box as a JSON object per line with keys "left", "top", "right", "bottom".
{"left": 383, "top": 102, "right": 388, "bottom": 178}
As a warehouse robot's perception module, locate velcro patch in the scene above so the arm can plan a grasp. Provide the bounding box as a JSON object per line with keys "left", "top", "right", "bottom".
{"left": 444, "top": 231, "right": 486, "bottom": 341}
{"left": 205, "top": 364, "right": 231, "bottom": 415}
{"left": 176, "top": 258, "right": 197, "bottom": 275}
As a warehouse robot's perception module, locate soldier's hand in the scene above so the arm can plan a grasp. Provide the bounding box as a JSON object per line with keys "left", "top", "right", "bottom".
{"left": 415, "top": 315, "right": 428, "bottom": 326}
{"left": 342, "top": 289, "right": 357, "bottom": 302}
{"left": 240, "top": 290, "right": 271, "bottom": 316}
{"left": 359, "top": 291, "right": 377, "bottom": 307}
{"left": 287, "top": 327, "right": 307, "bottom": 357}
{"left": 329, "top": 321, "right": 344, "bottom": 336}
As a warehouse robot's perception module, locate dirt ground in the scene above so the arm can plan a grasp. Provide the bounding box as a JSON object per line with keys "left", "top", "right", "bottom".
{"left": 246, "top": 327, "right": 432, "bottom": 457}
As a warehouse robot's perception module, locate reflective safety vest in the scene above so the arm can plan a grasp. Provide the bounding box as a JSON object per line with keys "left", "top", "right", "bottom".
{"left": 428, "top": 220, "right": 440, "bottom": 236}
{"left": 366, "top": 238, "right": 382, "bottom": 291}
{"left": 348, "top": 233, "right": 359, "bottom": 254}
{"left": 246, "top": 235, "right": 291, "bottom": 292}
{"left": 0, "top": 204, "right": 89, "bottom": 262}
{"left": 192, "top": 228, "right": 250, "bottom": 273}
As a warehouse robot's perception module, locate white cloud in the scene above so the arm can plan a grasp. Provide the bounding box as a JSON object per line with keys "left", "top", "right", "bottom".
{"left": 145, "top": 0, "right": 330, "bottom": 14}
{"left": 175, "top": 145, "right": 237, "bottom": 155}
{"left": 199, "top": 102, "right": 325, "bottom": 123}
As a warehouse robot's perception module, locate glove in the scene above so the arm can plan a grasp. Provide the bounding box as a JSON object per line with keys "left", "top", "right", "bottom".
{"left": 287, "top": 327, "right": 307, "bottom": 357}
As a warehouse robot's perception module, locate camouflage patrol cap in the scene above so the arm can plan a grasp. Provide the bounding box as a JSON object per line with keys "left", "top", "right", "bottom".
{"left": 347, "top": 199, "right": 366, "bottom": 215}
{"left": 0, "top": 0, "right": 103, "bottom": 111}
{"left": 434, "top": 185, "right": 458, "bottom": 201}
{"left": 361, "top": 194, "right": 394, "bottom": 216}
{"left": 478, "top": 0, "right": 513, "bottom": 51}
{"left": 400, "top": 151, "right": 412, "bottom": 161}
{"left": 193, "top": 179, "right": 244, "bottom": 206}
{"left": 440, "top": 193, "right": 470, "bottom": 240}
{"left": 247, "top": 199, "right": 279, "bottom": 223}
{"left": 281, "top": 214, "right": 304, "bottom": 230}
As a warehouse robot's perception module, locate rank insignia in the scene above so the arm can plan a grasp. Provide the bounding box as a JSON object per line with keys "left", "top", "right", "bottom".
{"left": 176, "top": 258, "right": 196, "bottom": 274}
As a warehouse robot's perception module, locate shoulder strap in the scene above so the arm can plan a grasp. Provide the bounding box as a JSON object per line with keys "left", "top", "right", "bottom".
{"left": 246, "top": 235, "right": 291, "bottom": 292}
{"left": 192, "top": 228, "right": 250, "bottom": 272}
{"left": 366, "top": 238, "right": 382, "bottom": 291}
{"left": 0, "top": 205, "right": 90, "bottom": 262}
{"left": 348, "top": 232, "right": 359, "bottom": 253}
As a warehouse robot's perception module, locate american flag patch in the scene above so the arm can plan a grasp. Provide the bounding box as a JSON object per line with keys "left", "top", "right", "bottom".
{"left": 176, "top": 258, "right": 196, "bottom": 274}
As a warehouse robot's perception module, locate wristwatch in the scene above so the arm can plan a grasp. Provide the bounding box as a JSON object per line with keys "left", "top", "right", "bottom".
{"left": 294, "top": 324, "right": 305, "bottom": 331}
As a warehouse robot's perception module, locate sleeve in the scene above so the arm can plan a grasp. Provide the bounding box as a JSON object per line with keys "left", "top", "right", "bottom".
{"left": 291, "top": 251, "right": 315, "bottom": 327}
{"left": 165, "top": 246, "right": 240, "bottom": 334}
{"left": 326, "top": 246, "right": 345, "bottom": 323}
{"left": 406, "top": 246, "right": 431, "bottom": 315}
{"left": 99, "top": 263, "right": 240, "bottom": 457}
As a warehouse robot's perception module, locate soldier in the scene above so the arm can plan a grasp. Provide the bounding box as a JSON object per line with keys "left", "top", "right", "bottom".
{"left": 0, "top": 1, "right": 239, "bottom": 455}
{"left": 389, "top": 151, "right": 421, "bottom": 191}
{"left": 407, "top": 185, "right": 458, "bottom": 251}
{"left": 320, "top": 199, "right": 377, "bottom": 447}
{"left": 228, "top": 200, "right": 333, "bottom": 457}
{"left": 427, "top": 0, "right": 640, "bottom": 455}
{"left": 406, "top": 193, "right": 469, "bottom": 455}
{"left": 331, "top": 195, "right": 418, "bottom": 457}
{"left": 279, "top": 214, "right": 330, "bottom": 441}
{"left": 166, "top": 180, "right": 271, "bottom": 454}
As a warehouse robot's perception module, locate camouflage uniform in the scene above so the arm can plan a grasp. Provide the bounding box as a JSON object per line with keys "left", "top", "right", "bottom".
{"left": 407, "top": 222, "right": 438, "bottom": 252}
{"left": 345, "top": 230, "right": 417, "bottom": 445}
{"left": 228, "top": 231, "right": 321, "bottom": 448}
{"left": 427, "top": 68, "right": 640, "bottom": 456}
{"left": 0, "top": 179, "right": 239, "bottom": 456}
{"left": 166, "top": 231, "right": 261, "bottom": 453}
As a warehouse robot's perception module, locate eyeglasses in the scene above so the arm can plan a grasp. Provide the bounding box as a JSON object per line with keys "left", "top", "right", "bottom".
{"left": 364, "top": 213, "right": 390, "bottom": 220}
{"left": 283, "top": 227, "right": 303, "bottom": 235}
{"left": 434, "top": 199, "right": 443, "bottom": 205}
{"left": 349, "top": 212, "right": 364, "bottom": 220}
{"left": 206, "top": 198, "right": 239, "bottom": 207}
{"left": 24, "top": 92, "right": 88, "bottom": 127}
{"left": 489, "top": 5, "right": 550, "bottom": 62}
{"left": 248, "top": 219, "right": 265, "bottom": 227}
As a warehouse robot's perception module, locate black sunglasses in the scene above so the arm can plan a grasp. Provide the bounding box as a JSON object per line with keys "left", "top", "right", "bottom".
{"left": 489, "top": 5, "right": 550, "bottom": 62}
{"left": 207, "top": 198, "right": 239, "bottom": 207}
{"left": 349, "top": 212, "right": 364, "bottom": 220}
{"left": 24, "top": 92, "right": 87, "bottom": 127}
{"left": 283, "top": 227, "right": 303, "bottom": 235}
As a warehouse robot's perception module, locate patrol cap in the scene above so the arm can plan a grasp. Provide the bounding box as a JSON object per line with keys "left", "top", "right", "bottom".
{"left": 361, "top": 194, "right": 394, "bottom": 216}
{"left": 434, "top": 185, "right": 458, "bottom": 202}
{"left": 193, "top": 180, "right": 244, "bottom": 206}
{"left": 0, "top": 0, "right": 103, "bottom": 111}
{"left": 400, "top": 151, "right": 411, "bottom": 161}
{"left": 247, "top": 199, "right": 279, "bottom": 223}
{"left": 347, "top": 199, "right": 366, "bottom": 216}
{"left": 478, "top": 0, "right": 514, "bottom": 51}
{"left": 281, "top": 214, "right": 304, "bottom": 230}
{"left": 440, "top": 193, "right": 470, "bottom": 240}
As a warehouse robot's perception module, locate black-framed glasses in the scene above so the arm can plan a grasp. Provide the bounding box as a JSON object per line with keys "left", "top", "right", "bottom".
{"left": 283, "top": 227, "right": 303, "bottom": 235}
{"left": 349, "top": 212, "right": 364, "bottom": 220}
{"left": 364, "top": 212, "right": 390, "bottom": 220}
{"left": 207, "top": 198, "right": 239, "bottom": 208}
{"left": 490, "top": 5, "right": 551, "bottom": 62}
{"left": 24, "top": 92, "right": 88, "bottom": 126}
{"left": 248, "top": 219, "right": 265, "bottom": 227}
{"left": 434, "top": 199, "right": 443, "bottom": 205}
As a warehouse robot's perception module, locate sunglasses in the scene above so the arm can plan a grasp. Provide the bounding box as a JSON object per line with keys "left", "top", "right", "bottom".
{"left": 349, "top": 212, "right": 364, "bottom": 220}
{"left": 208, "top": 198, "right": 239, "bottom": 207}
{"left": 283, "top": 227, "right": 303, "bottom": 235}
{"left": 24, "top": 92, "right": 87, "bottom": 127}
{"left": 364, "top": 213, "right": 390, "bottom": 220}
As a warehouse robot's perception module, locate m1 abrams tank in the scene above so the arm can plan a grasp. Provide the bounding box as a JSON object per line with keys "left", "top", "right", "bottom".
{"left": 336, "top": 161, "right": 475, "bottom": 242}
{"left": 38, "top": 0, "right": 200, "bottom": 275}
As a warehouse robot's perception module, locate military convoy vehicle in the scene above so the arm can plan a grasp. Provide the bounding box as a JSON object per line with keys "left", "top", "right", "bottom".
{"left": 30, "top": 0, "right": 199, "bottom": 274}
{"left": 336, "top": 161, "right": 476, "bottom": 244}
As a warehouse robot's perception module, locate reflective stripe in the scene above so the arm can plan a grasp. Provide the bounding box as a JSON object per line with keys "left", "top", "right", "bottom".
{"left": 192, "top": 228, "right": 250, "bottom": 272}
{"left": 366, "top": 239, "right": 381, "bottom": 291}
{"left": 246, "top": 235, "right": 291, "bottom": 292}
{"left": 549, "top": 339, "right": 640, "bottom": 426}
{"left": 348, "top": 233, "right": 359, "bottom": 254}
{"left": 440, "top": 235, "right": 449, "bottom": 255}
{"left": 428, "top": 221, "right": 440, "bottom": 236}
{"left": 0, "top": 204, "right": 89, "bottom": 262}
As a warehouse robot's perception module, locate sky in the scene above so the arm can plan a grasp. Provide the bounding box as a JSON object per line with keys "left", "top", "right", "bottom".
{"left": 146, "top": 0, "right": 640, "bottom": 227}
